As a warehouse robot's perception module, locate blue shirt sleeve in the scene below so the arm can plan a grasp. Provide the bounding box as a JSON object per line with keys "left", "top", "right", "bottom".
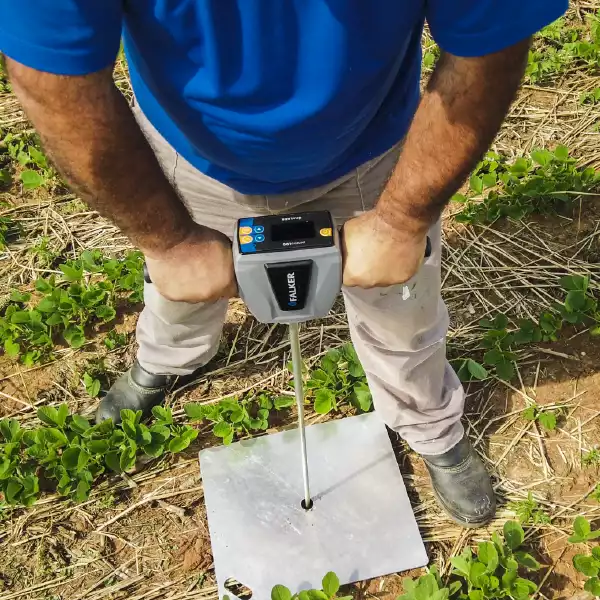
{"left": 0, "top": 1, "right": 122, "bottom": 75}
{"left": 426, "top": 0, "right": 569, "bottom": 57}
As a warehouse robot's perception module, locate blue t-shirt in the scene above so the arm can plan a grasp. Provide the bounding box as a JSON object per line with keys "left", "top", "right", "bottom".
{"left": 1, "top": 1, "right": 566, "bottom": 194}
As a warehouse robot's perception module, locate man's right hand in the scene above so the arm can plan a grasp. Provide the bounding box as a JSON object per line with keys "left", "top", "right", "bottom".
{"left": 144, "top": 224, "right": 237, "bottom": 303}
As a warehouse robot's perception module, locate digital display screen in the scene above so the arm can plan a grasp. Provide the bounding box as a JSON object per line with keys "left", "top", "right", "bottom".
{"left": 271, "top": 221, "right": 315, "bottom": 242}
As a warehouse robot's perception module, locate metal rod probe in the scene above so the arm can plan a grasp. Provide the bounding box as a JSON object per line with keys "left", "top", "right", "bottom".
{"left": 289, "top": 322, "right": 311, "bottom": 508}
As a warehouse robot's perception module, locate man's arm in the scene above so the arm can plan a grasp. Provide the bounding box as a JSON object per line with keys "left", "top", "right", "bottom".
{"left": 342, "top": 40, "right": 530, "bottom": 287}
{"left": 5, "top": 58, "right": 236, "bottom": 302}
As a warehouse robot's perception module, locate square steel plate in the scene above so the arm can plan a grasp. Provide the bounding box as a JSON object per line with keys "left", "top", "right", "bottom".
{"left": 199, "top": 412, "right": 428, "bottom": 599}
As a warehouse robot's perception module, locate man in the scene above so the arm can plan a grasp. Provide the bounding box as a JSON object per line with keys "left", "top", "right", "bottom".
{"left": 1, "top": 0, "right": 566, "bottom": 527}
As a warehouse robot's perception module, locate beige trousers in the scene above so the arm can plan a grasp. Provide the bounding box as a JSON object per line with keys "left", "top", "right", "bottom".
{"left": 133, "top": 106, "right": 465, "bottom": 455}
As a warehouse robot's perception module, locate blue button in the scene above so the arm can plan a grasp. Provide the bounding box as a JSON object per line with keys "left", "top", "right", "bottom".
{"left": 253, "top": 225, "right": 265, "bottom": 233}
{"left": 255, "top": 234, "right": 265, "bottom": 242}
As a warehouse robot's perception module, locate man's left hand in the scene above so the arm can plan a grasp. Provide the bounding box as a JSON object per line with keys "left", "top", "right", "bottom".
{"left": 341, "top": 210, "right": 428, "bottom": 288}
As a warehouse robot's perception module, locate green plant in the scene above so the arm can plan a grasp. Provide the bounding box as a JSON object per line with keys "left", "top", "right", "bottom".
{"left": 570, "top": 516, "right": 600, "bottom": 543}
{"left": 583, "top": 449, "right": 600, "bottom": 468}
{"left": 104, "top": 329, "right": 128, "bottom": 350}
{"left": 570, "top": 517, "right": 600, "bottom": 596}
{"left": 554, "top": 275, "right": 600, "bottom": 332}
{"left": 401, "top": 521, "right": 540, "bottom": 600}
{"left": 522, "top": 404, "right": 561, "bottom": 432}
{"left": 185, "top": 393, "right": 280, "bottom": 445}
{"left": 0, "top": 404, "right": 198, "bottom": 507}
{"left": 264, "top": 572, "right": 351, "bottom": 600}
{"left": 525, "top": 13, "right": 600, "bottom": 84}
{"left": 581, "top": 88, "right": 600, "bottom": 105}
{"left": 453, "top": 148, "right": 600, "bottom": 226}
{"left": 591, "top": 484, "right": 600, "bottom": 502}
{"left": 509, "top": 492, "right": 551, "bottom": 525}
{"left": 304, "top": 344, "right": 372, "bottom": 415}
{"left": 0, "top": 215, "right": 17, "bottom": 249}
{"left": 0, "top": 250, "right": 144, "bottom": 365}
{"left": 1, "top": 132, "right": 55, "bottom": 190}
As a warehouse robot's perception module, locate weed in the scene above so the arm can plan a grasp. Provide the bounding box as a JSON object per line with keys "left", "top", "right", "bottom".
{"left": 509, "top": 492, "right": 551, "bottom": 525}
{"left": 583, "top": 449, "right": 600, "bottom": 467}
{"left": 580, "top": 88, "right": 600, "bottom": 105}
{"left": 453, "top": 148, "right": 600, "bottom": 226}
{"left": 591, "top": 484, "right": 600, "bottom": 502}
{"left": 401, "top": 521, "right": 539, "bottom": 600}
{"left": 522, "top": 404, "right": 561, "bottom": 432}
{"left": 26, "top": 236, "right": 61, "bottom": 268}
{"left": 0, "top": 404, "right": 197, "bottom": 507}
{"left": 104, "top": 329, "right": 128, "bottom": 350}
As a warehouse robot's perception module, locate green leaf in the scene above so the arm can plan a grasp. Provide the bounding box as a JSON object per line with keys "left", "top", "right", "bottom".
{"left": 56, "top": 403, "right": 68, "bottom": 427}
{"left": 151, "top": 405, "right": 173, "bottom": 424}
{"left": 271, "top": 584, "right": 292, "bottom": 600}
{"left": 451, "top": 556, "right": 471, "bottom": 577}
{"left": 560, "top": 275, "right": 588, "bottom": 292}
{"left": 477, "top": 542, "right": 499, "bottom": 573}
{"left": 314, "top": 388, "right": 335, "bottom": 414}
{"left": 83, "top": 373, "right": 101, "bottom": 398}
{"left": 63, "top": 325, "right": 85, "bottom": 348}
{"left": 538, "top": 411, "right": 557, "bottom": 432}
{"left": 105, "top": 451, "right": 120, "bottom": 472}
{"left": 482, "top": 173, "right": 497, "bottom": 189}
{"left": 274, "top": 395, "right": 295, "bottom": 410}
{"left": 9, "top": 290, "right": 31, "bottom": 303}
{"left": 495, "top": 360, "right": 515, "bottom": 381}
{"left": 573, "top": 554, "right": 598, "bottom": 576}
{"left": 554, "top": 145, "right": 569, "bottom": 160}
{"left": 168, "top": 429, "right": 198, "bottom": 453}
{"left": 468, "top": 591, "right": 483, "bottom": 600}
{"left": 467, "top": 359, "right": 488, "bottom": 380}
{"left": 6, "top": 480, "right": 23, "bottom": 504}
{"left": 35, "top": 278, "right": 53, "bottom": 293}
{"left": 522, "top": 406, "right": 537, "bottom": 421}
{"left": 44, "top": 427, "right": 68, "bottom": 446}
{"left": 74, "top": 478, "right": 91, "bottom": 502}
{"left": 87, "top": 439, "right": 110, "bottom": 454}
{"left": 503, "top": 520, "right": 525, "bottom": 550}
{"left": 584, "top": 577, "right": 600, "bottom": 596}
{"left": 10, "top": 310, "right": 30, "bottom": 324}
{"left": 514, "top": 551, "right": 540, "bottom": 571}
{"left": 36, "top": 297, "right": 56, "bottom": 313}
{"left": 184, "top": 403, "right": 206, "bottom": 420}
{"left": 573, "top": 516, "right": 591, "bottom": 539}
{"left": 4, "top": 338, "right": 20, "bottom": 358}
{"left": 469, "top": 174, "right": 483, "bottom": 194}
{"left": 77, "top": 450, "right": 91, "bottom": 471}
{"left": 469, "top": 561, "right": 487, "bottom": 587}
{"left": 565, "top": 290, "right": 587, "bottom": 311}
{"left": 71, "top": 414, "right": 91, "bottom": 433}
{"left": 213, "top": 421, "right": 233, "bottom": 439}
{"left": 61, "top": 446, "right": 81, "bottom": 470}
{"left": 352, "top": 382, "right": 373, "bottom": 412}
{"left": 483, "top": 349, "right": 504, "bottom": 366}
{"left": 322, "top": 572, "right": 340, "bottom": 597}
{"left": 20, "top": 169, "right": 44, "bottom": 189}
{"left": 37, "top": 405, "right": 60, "bottom": 427}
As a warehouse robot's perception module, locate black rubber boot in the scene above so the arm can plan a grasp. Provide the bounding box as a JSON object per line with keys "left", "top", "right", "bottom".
{"left": 422, "top": 435, "right": 496, "bottom": 528}
{"left": 95, "top": 360, "right": 197, "bottom": 424}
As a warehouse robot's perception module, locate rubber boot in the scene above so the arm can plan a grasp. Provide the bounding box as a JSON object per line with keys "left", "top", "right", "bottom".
{"left": 95, "top": 360, "right": 200, "bottom": 424}
{"left": 422, "top": 435, "right": 496, "bottom": 528}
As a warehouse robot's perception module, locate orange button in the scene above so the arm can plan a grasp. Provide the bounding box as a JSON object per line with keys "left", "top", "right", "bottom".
{"left": 240, "top": 235, "right": 253, "bottom": 244}
{"left": 239, "top": 226, "right": 252, "bottom": 235}
{"left": 319, "top": 228, "right": 333, "bottom": 237}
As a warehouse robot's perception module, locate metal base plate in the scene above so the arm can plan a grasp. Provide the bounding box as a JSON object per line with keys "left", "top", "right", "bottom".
{"left": 199, "top": 412, "right": 428, "bottom": 599}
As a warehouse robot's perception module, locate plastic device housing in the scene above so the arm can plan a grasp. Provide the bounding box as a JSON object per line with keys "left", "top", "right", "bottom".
{"left": 232, "top": 211, "right": 342, "bottom": 324}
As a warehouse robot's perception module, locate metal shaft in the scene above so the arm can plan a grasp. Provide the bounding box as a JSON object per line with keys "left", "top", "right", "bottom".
{"left": 289, "top": 322, "right": 311, "bottom": 508}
